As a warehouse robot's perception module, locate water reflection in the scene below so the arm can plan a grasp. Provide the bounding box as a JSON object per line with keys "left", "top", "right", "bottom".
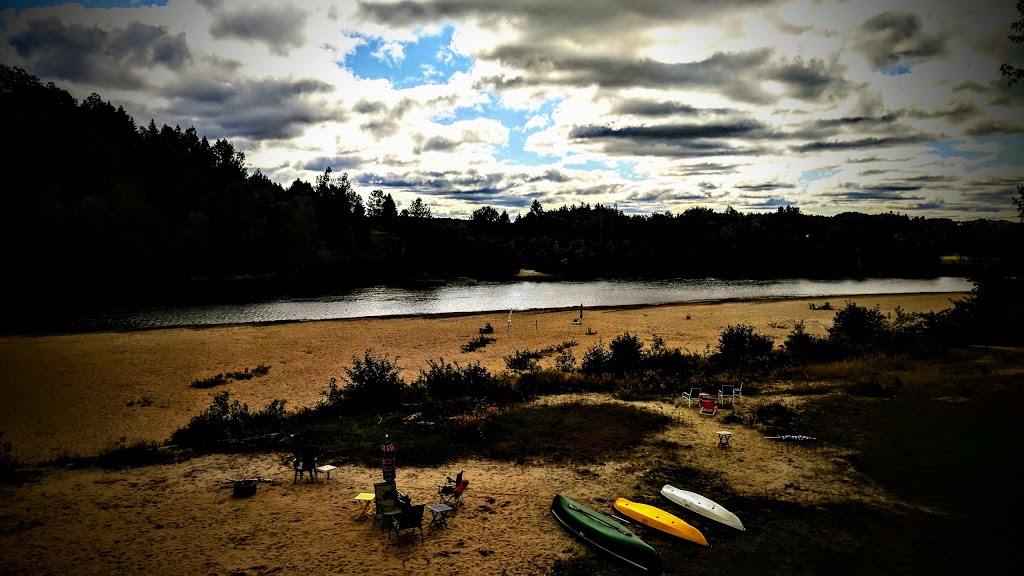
{"left": 82, "top": 276, "right": 972, "bottom": 331}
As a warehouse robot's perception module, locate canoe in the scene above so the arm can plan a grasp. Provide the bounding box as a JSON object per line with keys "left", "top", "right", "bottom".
{"left": 613, "top": 498, "right": 709, "bottom": 547}
{"left": 551, "top": 494, "right": 662, "bottom": 574}
{"left": 660, "top": 485, "right": 746, "bottom": 531}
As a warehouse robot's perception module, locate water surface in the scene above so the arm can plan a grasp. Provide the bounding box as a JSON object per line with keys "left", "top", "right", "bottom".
{"left": 78, "top": 276, "right": 972, "bottom": 331}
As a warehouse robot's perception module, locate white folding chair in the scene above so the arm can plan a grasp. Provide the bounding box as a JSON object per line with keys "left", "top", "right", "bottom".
{"left": 718, "top": 384, "right": 735, "bottom": 407}
{"left": 681, "top": 386, "right": 701, "bottom": 407}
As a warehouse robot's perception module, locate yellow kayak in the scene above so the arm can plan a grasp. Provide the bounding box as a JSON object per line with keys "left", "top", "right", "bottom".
{"left": 613, "top": 498, "right": 709, "bottom": 547}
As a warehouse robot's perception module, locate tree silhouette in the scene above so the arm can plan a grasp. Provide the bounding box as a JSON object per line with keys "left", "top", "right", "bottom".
{"left": 1001, "top": 0, "right": 1024, "bottom": 85}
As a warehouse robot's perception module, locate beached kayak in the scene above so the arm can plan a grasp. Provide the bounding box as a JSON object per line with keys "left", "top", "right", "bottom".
{"left": 660, "top": 484, "right": 746, "bottom": 531}
{"left": 613, "top": 498, "right": 709, "bottom": 547}
{"left": 551, "top": 494, "right": 662, "bottom": 574}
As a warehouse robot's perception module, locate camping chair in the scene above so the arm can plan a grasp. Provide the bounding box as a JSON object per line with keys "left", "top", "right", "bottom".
{"left": 733, "top": 381, "right": 744, "bottom": 402}
{"left": 389, "top": 503, "right": 425, "bottom": 545}
{"left": 373, "top": 481, "right": 402, "bottom": 527}
{"left": 680, "top": 386, "right": 701, "bottom": 407}
{"left": 718, "top": 384, "right": 735, "bottom": 407}
{"left": 438, "top": 470, "right": 463, "bottom": 502}
{"left": 292, "top": 445, "right": 319, "bottom": 483}
{"left": 440, "top": 479, "right": 469, "bottom": 506}
{"left": 699, "top": 397, "right": 717, "bottom": 416}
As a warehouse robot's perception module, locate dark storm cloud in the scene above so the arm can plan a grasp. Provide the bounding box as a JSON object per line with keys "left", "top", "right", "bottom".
{"left": 209, "top": 4, "right": 308, "bottom": 56}
{"left": 625, "top": 188, "right": 709, "bottom": 203}
{"left": 854, "top": 10, "right": 947, "bottom": 70}
{"left": 356, "top": 0, "right": 776, "bottom": 30}
{"left": 821, "top": 181, "right": 926, "bottom": 202}
{"left": 736, "top": 197, "right": 794, "bottom": 210}
{"left": 611, "top": 99, "right": 703, "bottom": 117}
{"left": 905, "top": 100, "right": 981, "bottom": 125}
{"left": 162, "top": 75, "right": 340, "bottom": 140}
{"left": 475, "top": 46, "right": 851, "bottom": 104}
{"left": 355, "top": 169, "right": 508, "bottom": 193}
{"left": 8, "top": 16, "right": 190, "bottom": 88}
{"left": 670, "top": 163, "right": 740, "bottom": 176}
{"left": 523, "top": 169, "right": 572, "bottom": 183}
{"left": 963, "top": 119, "right": 1024, "bottom": 138}
{"left": 570, "top": 120, "right": 769, "bottom": 141}
{"left": 792, "top": 135, "right": 925, "bottom": 153}
{"left": 734, "top": 182, "right": 796, "bottom": 191}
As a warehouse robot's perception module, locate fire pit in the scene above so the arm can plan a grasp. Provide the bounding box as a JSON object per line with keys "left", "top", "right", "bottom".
{"left": 233, "top": 479, "right": 257, "bottom": 497}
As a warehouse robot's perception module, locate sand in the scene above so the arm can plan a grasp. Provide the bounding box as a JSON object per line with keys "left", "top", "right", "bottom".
{"left": 0, "top": 292, "right": 965, "bottom": 575}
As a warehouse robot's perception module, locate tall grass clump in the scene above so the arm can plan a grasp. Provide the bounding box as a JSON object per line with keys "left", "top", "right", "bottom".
{"left": 461, "top": 335, "right": 495, "bottom": 352}
{"left": 93, "top": 437, "right": 173, "bottom": 469}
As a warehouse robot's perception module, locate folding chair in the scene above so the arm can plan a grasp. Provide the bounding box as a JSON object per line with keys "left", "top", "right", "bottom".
{"left": 438, "top": 470, "right": 463, "bottom": 503}
{"left": 699, "top": 397, "right": 717, "bottom": 416}
{"left": 292, "top": 445, "right": 319, "bottom": 483}
{"left": 718, "top": 384, "right": 735, "bottom": 407}
{"left": 389, "top": 504, "right": 425, "bottom": 545}
{"left": 680, "top": 386, "right": 701, "bottom": 407}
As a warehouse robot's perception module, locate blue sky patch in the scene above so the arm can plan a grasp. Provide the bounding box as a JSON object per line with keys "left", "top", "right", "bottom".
{"left": 798, "top": 168, "right": 841, "bottom": 183}
{"left": 435, "top": 96, "right": 564, "bottom": 166}
{"left": 345, "top": 26, "right": 473, "bottom": 89}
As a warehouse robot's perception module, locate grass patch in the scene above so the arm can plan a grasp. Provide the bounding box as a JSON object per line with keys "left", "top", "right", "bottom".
{"left": 190, "top": 364, "right": 272, "bottom": 388}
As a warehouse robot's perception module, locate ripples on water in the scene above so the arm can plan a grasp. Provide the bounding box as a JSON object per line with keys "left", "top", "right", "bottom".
{"left": 81, "top": 276, "right": 973, "bottom": 331}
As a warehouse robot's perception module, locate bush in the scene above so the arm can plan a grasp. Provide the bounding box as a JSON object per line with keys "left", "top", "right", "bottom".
{"left": 341, "top": 350, "right": 408, "bottom": 413}
{"left": 783, "top": 321, "right": 838, "bottom": 363}
{"left": 416, "top": 358, "right": 495, "bottom": 402}
{"left": 555, "top": 347, "right": 576, "bottom": 371}
{"left": 171, "top": 392, "right": 287, "bottom": 450}
{"left": 504, "top": 350, "right": 540, "bottom": 373}
{"left": 579, "top": 342, "right": 611, "bottom": 374}
{"left": 609, "top": 331, "right": 644, "bottom": 374}
{"left": 461, "top": 335, "right": 495, "bottom": 352}
{"left": 93, "top": 437, "right": 173, "bottom": 469}
{"left": 828, "top": 302, "right": 888, "bottom": 349}
{"left": 718, "top": 324, "right": 774, "bottom": 359}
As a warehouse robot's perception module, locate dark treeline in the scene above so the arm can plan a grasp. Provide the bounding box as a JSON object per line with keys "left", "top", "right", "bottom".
{"left": 2, "top": 65, "right": 1018, "bottom": 330}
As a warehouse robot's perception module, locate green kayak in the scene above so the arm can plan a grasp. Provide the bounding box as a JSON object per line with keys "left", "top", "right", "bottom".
{"left": 551, "top": 494, "right": 662, "bottom": 574}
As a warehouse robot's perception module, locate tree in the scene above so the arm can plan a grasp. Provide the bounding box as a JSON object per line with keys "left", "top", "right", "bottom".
{"left": 1014, "top": 185, "right": 1024, "bottom": 221}
{"left": 407, "top": 197, "right": 431, "bottom": 219}
{"left": 1001, "top": 0, "right": 1024, "bottom": 86}
{"left": 367, "top": 189, "right": 398, "bottom": 222}
{"left": 472, "top": 205, "right": 499, "bottom": 224}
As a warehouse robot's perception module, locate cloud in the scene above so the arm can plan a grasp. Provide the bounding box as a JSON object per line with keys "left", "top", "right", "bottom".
{"left": 853, "top": 10, "right": 947, "bottom": 71}
{"left": 161, "top": 75, "right": 341, "bottom": 140}
{"left": 208, "top": 3, "right": 308, "bottom": 56}
{"left": 8, "top": 16, "right": 190, "bottom": 88}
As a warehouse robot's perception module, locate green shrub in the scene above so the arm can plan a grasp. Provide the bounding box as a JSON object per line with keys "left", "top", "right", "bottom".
{"left": 504, "top": 350, "right": 540, "bottom": 373}
{"left": 341, "top": 350, "right": 407, "bottom": 413}
{"left": 555, "top": 347, "right": 576, "bottom": 371}
{"left": 171, "top": 392, "right": 287, "bottom": 450}
{"left": 609, "top": 331, "right": 644, "bottom": 373}
{"left": 829, "top": 301, "right": 888, "bottom": 348}
{"left": 416, "top": 358, "right": 495, "bottom": 403}
{"left": 580, "top": 342, "right": 611, "bottom": 374}
{"left": 718, "top": 324, "right": 774, "bottom": 359}
{"left": 461, "top": 335, "right": 495, "bottom": 352}
{"left": 783, "top": 321, "right": 838, "bottom": 363}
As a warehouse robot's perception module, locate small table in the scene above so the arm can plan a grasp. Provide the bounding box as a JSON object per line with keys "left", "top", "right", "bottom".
{"left": 353, "top": 492, "right": 375, "bottom": 520}
{"left": 316, "top": 465, "right": 337, "bottom": 480}
{"left": 717, "top": 431, "right": 733, "bottom": 447}
{"left": 427, "top": 503, "right": 453, "bottom": 528}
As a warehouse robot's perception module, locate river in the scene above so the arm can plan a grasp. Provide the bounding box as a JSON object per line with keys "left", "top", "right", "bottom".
{"left": 73, "top": 276, "right": 973, "bottom": 331}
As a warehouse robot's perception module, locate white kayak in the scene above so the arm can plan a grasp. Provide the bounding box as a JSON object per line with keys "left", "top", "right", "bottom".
{"left": 660, "top": 484, "right": 746, "bottom": 531}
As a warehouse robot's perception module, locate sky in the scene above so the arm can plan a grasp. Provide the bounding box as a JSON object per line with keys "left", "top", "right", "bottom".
{"left": 2, "top": 0, "right": 1023, "bottom": 220}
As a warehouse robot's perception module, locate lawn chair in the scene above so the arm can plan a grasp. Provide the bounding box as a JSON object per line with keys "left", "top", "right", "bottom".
{"left": 441, "top": 479, "right": 469, "bottom": 507}
{"left": 373, "top": 481, "right": 402, "bottom": 527}
{"left": 681, "top": 386, "right": 701, "bottom": 407}
{"left": 733, "top": 381, "right": 744, "bottom": 402}
{"left": 292, "top": 445, "right": 319, "bottom": 483}
{"left": 438, "top": 470, "right": 463, "bottom": 503}
{"left": 718, "top": 384, "right": 735, "bottom": 407}
{"left": 699, "top": 397, "right": 717, "bottom": 416}
{"left": 389, "top": 504, "right": 425, "bottom": 545}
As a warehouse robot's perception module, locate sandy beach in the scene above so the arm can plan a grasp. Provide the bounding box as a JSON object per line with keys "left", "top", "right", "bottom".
{"left": 0, "top": 292, "right": 966, "bottom": 575}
